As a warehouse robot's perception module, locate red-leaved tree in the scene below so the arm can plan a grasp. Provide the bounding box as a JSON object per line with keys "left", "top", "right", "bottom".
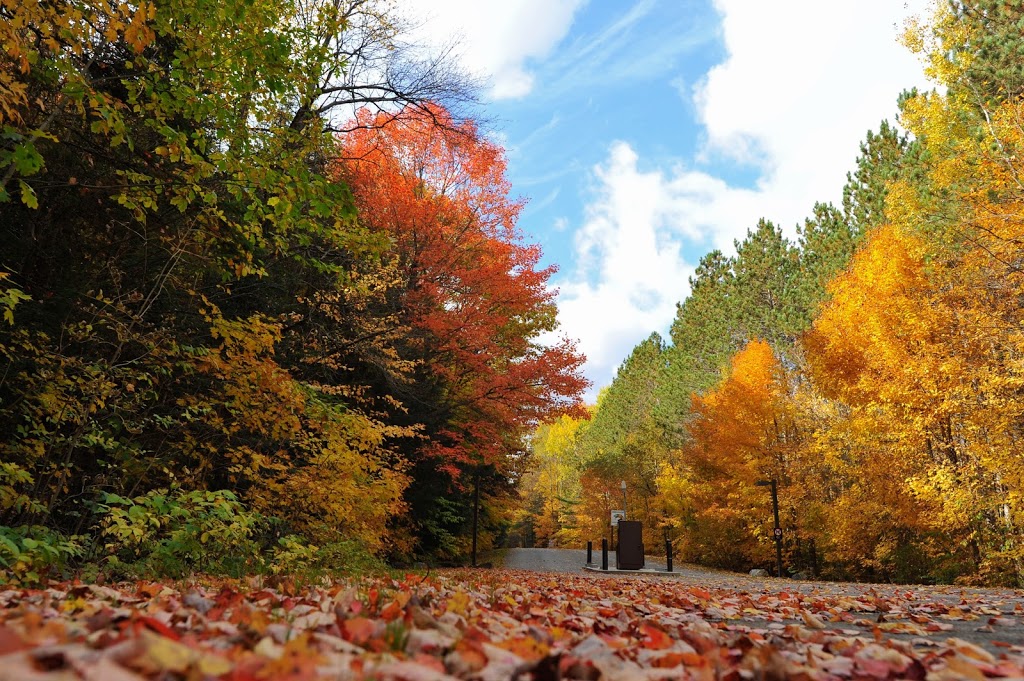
{"left": 336, "top": 105, "right": 588, "bottom": 557}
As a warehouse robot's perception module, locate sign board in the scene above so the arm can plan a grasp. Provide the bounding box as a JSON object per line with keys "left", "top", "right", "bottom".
{"left": 773, "top": 527, "right": 783, "bottom": 539}
{"left": 610, "top": 510, "right": 625, "bottom": 526}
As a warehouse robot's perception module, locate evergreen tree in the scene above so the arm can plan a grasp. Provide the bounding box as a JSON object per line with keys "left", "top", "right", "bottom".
{"left": 731, "top": 219, "right": 802, "bottom": 350}
{"left": 949, "top": 0, "right": 1024, "bottom": 107}
{"left": 795, "top": 202, "right": 855, "bottom": 322}
{"left": 656, "top": 251, "right": 737, "bottom": 436}
{"left": 841, "top": 120, "right": 921, "bottom": 236}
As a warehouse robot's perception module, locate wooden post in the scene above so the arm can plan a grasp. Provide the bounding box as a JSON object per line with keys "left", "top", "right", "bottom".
{"left": 601, "top": 538, "right": 608, "bottom": 570}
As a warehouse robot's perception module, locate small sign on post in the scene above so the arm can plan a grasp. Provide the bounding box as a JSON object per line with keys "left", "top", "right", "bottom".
{"left": 610, "top": 510, "right": 625, "bottom": 527}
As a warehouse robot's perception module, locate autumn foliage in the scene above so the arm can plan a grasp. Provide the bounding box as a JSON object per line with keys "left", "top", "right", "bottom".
{"left": 334, "top": 106, "right": 587, "bottom": 556}
{"left": 0, "top": 0, "right": 586, "bottom": 580}
{"left": 524, "top": 1, "right": 1024, "bottom": 586}
{"left": 337, "top": 106, "right": 586, "bottom": 476}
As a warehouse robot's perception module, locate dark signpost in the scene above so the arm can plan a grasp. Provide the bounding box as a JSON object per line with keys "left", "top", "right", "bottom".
{"left": 615, "top": 520, "right": 644, "bottom": 570}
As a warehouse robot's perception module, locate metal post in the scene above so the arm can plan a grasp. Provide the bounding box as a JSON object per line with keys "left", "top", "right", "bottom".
{"left": 601, "top": 538, "right": 608, "bottom": 570}
{"left": 770, "top": 479, "right": 783, "bottom": 578}
{"left": 471, "top": 471, "right": 479, "bottom": 567}
{"left": 757, "top": 478, "right": 784, "bottom": 578}
{"left": 586, "top": 540, "right": 593, "bottom": 565}
{"left": 665, "top": 540, "right": 673, "bottom": 573}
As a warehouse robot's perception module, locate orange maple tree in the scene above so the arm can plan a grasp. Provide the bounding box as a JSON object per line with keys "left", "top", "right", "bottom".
{"left": 335, "top": 105, "right": 588, "bottom": 551}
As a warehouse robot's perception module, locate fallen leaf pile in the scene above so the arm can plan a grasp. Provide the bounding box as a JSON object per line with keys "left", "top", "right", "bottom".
{"left": 2, "top": 569, "right": 1023, "bottom": 679}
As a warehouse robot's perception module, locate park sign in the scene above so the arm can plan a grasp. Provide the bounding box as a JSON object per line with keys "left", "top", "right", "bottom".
{"left": 610, "top": 510, "right": 625, "bottom": 526}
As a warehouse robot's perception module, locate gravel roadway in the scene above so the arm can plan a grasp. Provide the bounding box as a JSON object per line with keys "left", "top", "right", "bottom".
{"left": 497, "top": 548, "right": 1024, "bottom": 653}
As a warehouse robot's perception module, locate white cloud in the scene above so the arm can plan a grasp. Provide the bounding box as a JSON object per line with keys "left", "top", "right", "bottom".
{"left": 554, "top": 143, "right": 698, "bottom": 396}
{"left": 553, "top": 1, "right": 934, "bottom": 397}
{"left": 405, "top": 0, "right": 585, "bottom": 100}
{"left": 691, "top": 0, "right": 933, "bottom": 240}
{"left": 401, "top": 1, "right": 936, "bottom": 398}
{"left": 554, "top": 142, "right": 787, "bottom": 396}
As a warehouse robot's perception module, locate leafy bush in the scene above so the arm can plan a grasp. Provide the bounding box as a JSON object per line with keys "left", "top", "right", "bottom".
{"left": 315, "top": 538, "right": 388, "bottom": 574}
{"left": 269, "top": 534, "right": 387, "bottom": 578}
{"left": 0, "top": 525, "right": 82, "bottom": 585}
{"left": 96, "top": 488, "right": 262, "bottom": 578}
{"left": 0, "top": 461, "right": 42, "bottom": 518}
{"left": 269, "top": 535, "right": 320, "bottom": 576}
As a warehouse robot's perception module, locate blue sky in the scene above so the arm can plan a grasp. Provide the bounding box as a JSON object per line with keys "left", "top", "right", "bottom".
{"left": 408, "top": 0, "right": 932, "bottom": 400}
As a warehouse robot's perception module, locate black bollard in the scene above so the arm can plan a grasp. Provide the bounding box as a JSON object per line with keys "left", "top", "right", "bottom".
{"left": 586, "top": 540, "right": 593, "bottom": 565}
{"left": 601, "top": 538, "right": 608, "bottom": 570}
{"left": 665, "top": 540, "right": 673, "bottom": 573}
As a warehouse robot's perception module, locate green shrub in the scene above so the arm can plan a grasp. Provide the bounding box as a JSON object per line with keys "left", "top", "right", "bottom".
{"left": 314, "top": 537, "right": 387, "bottom": 574}
{"left": 96, "top": 488, "right": 262, "bottom": 578}
{"left": 269, "top": 534, "right": 320, "bottom": 575}
{"left": 268, "top": 534, "right": 386, "bottom": 578}
{"left": 0, "top": 525, "right": 82, "bottom": 585}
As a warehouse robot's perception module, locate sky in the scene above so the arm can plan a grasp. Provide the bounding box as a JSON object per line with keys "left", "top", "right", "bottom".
{"left": 405, "top": 0, "right": 934, "bottom": 401}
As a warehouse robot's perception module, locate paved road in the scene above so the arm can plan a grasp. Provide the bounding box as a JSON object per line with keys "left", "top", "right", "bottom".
{"left": 497, "top": 548, "right": 1024, "bottom": 652}
{"left": 501, "top": 548, "right": 712, "bottom": 581}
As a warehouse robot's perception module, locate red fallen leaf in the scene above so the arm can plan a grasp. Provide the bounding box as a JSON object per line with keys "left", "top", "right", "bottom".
{"left": 653, "top": 651, "right": 706, "bottom": 668}
{"left": 639, "top": 622, "right": 673, "bottom": 650}
{"left": 451, "top": 638, "right": 488, "bottom": 673}
{"left": 461, "top": 626, "right": 491, "bottom": 643}
{"left": 249, "top": 590, "right": 278, "bottom": 604}
{"left": 379, "top": 600, "right": 403, "bottom": 621}
{"left": 85, "top": 607, "right": 117, "bottom": 633}
{"left": 989, "top": 616, "right": 1017, "bottom": 627}
{"left": 597, "top": 607, "right": 619, "bottom": 617}
{"left": 134, "top": 582, "right": 163, "bottom": 599}
{"left": 856, "top": 655, "right": 897, "bottom": 675}
{"left": 129, "top": 615, "right": 180, "bottom": 641}
{"left": 0, "top": 625, "right": 30, "bottom": 655}
{"left": 341, "top": 617, "right": 376, "bottom": 645}
{"left": 230, "top": 602, "right": 271, "bottom": 635}
{"left": 691, "top": 588, "right": 712, "bottom": 600}
{"left": 412, "top": 652, "right": 448, "bottom": 673}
